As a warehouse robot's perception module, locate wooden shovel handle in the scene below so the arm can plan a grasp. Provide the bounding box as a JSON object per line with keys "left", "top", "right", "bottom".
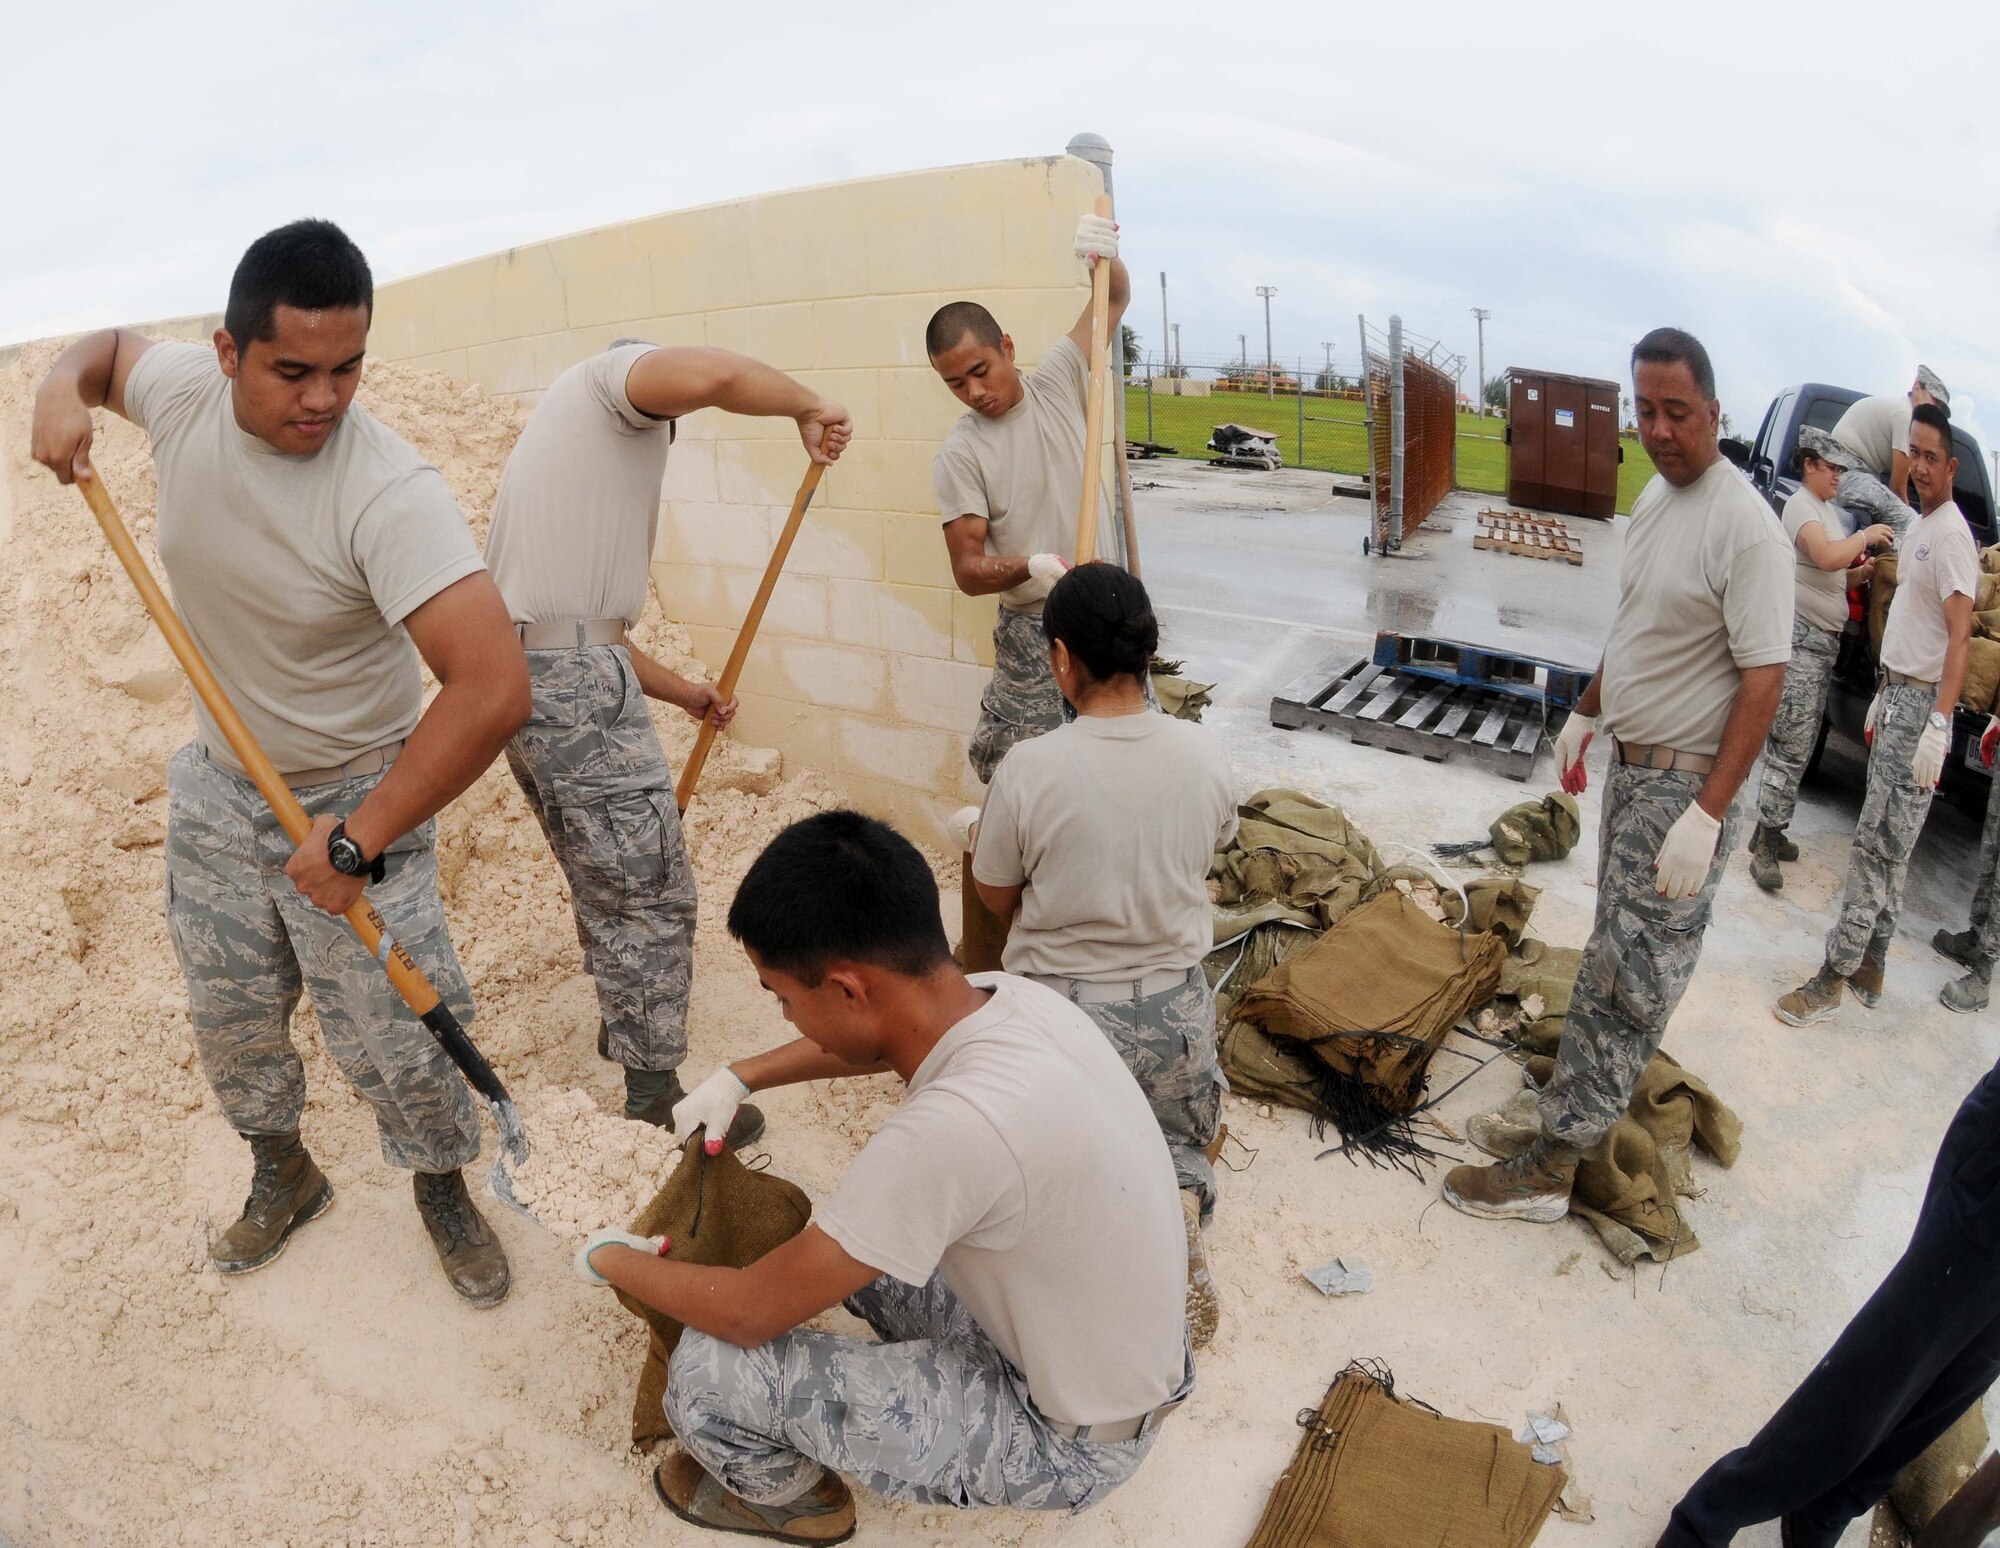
{"left": 1074, "top": 193, "right": 1115, "bottom": 564}
{"left": 75, "top": 471, "right": 447, "bottom": 1020}
{"left": 675, "top": 460, "right": 827, "bottom": 812}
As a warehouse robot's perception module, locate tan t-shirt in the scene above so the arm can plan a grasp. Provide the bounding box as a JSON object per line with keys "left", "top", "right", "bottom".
{"left": 1831, "top": 394, "right": 1912, "bottom": 480}
{"left": 816, "top": 973, "right": 1187, "bottom": 1427}
{"left": 1880, "top": 500, "right": 1978, "bottom": 681}
{"left": 932, "top": 336, "right": 1110, "bottom": 614}
{"left": 1600, "top": 459, "right": 1794, "bottom": 756}
{"left": 125, "top": 342, "right": 485, "bottom": 775}
{"left": 1783, "top": 488, "right": 1850, "bottom": 633}
{"left": 974, "top": 712, "right": 1236, "bottom": 982}
{"left": 485, "top": 344, "right": 672, "bottom": 626}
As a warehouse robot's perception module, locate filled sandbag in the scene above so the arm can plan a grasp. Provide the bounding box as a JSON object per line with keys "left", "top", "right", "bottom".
{"left": 1963, "top": 638, "right": 2000, "bottom": 715}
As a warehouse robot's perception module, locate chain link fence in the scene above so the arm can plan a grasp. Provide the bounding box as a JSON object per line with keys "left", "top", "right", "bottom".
{"left": 1126, "top": 352, "right": 1373, "bottom": 479}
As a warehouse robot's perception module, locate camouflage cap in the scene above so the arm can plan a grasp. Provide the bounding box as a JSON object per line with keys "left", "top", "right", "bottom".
{"left": 1916, "top": 364, "right": 1950, "bottom": 407}
{"left": 1797, "top": 424, "right": 1857, "bottom": 471}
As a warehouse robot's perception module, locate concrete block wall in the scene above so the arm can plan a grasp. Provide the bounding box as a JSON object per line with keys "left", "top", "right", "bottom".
{"left": 364, "top": 154, "right": 1105, "bottom": 845}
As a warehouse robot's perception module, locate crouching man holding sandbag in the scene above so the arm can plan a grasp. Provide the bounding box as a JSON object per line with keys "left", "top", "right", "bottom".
{"left": 574, "top": 810, "right": 1193, "bottom": 1543}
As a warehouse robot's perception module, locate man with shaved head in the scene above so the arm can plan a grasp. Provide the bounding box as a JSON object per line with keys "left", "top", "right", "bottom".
{"left": 926, "top": 214, "right": 1130, "bottom": 785}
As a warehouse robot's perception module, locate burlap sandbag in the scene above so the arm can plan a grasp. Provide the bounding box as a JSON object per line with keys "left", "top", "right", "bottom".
{"left": 1245, "top": 1362, "right": 1565, "bottom": 1548}
{"left": 1489, "top": 793, "right": 1582, "bottom": 866}
{"left": 1496, "top": 939, "right": 1585, "bottom": 1053}
{"left": 1982, "top": 546, "right": 2000, "bottom": 576}
{"left": 1870, "top": 1401, "right": 1994, "bottom": 1542}
{"left": 614, "top": 1144, "right": 814, "bottom": 1449}
{"left": 1462, "top": 877, "right": 1541, "bottom": 945}
{"left": 1973, "top": 608, "right": 2000, "bottom": 642}
{"left": 1219, "top": 1018, "right": 1325, "bottom": 1112}
{"left": 1982, "top": 573, "right": 2000, "bottom": 614}
{"left": 1869, "top": 553, "right": 1900, "bottom": 658}
{"left": 1962, "top": 639, "right": 2000, "bottom": 715}
{"left": 1209, "top": 788, "right": 1385, "bottom": 930}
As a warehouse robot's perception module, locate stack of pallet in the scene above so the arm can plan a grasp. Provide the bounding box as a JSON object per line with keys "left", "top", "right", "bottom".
{"left": 1474, "top": 509, "right": 1582, "bottom": 566}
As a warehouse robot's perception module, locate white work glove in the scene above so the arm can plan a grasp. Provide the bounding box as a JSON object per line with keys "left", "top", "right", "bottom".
{"left": 1015, "top": 552, "right": 1072, "bottom": 604}
{"left": 1073, "top": 213, "right": 1119, "bottom": 266}
{"left": 1982, "top": 715, "right": 1999, "bottom": 770}
{"left": 573, "top": 1228, "right": 666, "bottom": 1286}
{"left": 947, "top": 804, "right": 982, "bottom": 854}
{"left": 1912, "top": 717, "right": 1950, "bottom": 789}
{"left": 1554, "top": 712, "right": 1596, "bottom": 795}
{"left": 1864, "top": 689, "right": 1882, "bottom": 748}
{"left": 1653, "top": 802, "right": 1722, "bottom": 900}
{"left": 672, "top": 1067, "right": 751, "bottom": 1156}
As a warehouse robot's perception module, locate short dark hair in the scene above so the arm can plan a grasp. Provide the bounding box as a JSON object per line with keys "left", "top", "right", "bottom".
{"left": 925, "top": 301, "right": 1004, "bottom": 359}
{"left": 1911, "top": 401, "right": 1956, "bottom": 457}
{"left": 727, "top": 811, "right": 953, "bottom": 985}
{"left": 1042, "top": 562, "right": 1158, "bottom": 683}
{"left": 225, "top": 219, "right": 374, "bottom": 347}
{"left": 1630, "top": 327, "right": 1715, "bottom": 400}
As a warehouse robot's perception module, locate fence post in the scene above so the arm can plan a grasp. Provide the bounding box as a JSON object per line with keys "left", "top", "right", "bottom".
{"left": 1296, "top": 372, "right": 1305, "bottom": 470}
{"left": 1146, "top": 361, "right": 1154, "bottom": 442}
{"left": 1389, "top": 314, "right": 1406, "bottom": 552}
{"left": 1359, "top": 313, "right": 1379, "bottom": 547}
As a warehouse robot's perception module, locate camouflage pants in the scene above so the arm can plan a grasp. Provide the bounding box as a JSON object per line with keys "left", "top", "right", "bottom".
{"left": 1756, "top": 617, "right": 1841, "bottom": 831}
{"left": 165, "top": 742, "right": 480, "bottom": 1173}
{"left": 968, "top": 607, "right": 1066, "bottom": 785}
{"left": 1966, "top": 766, "right": 2000, "bottom": 970}
{"left": 666, "top": 1272, "right": 1188, "bottom": 1511}
{"left": 1055, "top": 969, "right": 1223, "bottom": 1217}
{"left": 1825, "top": 681, "right": 1939, "bottom": 976}
{"left": 1835, "top": 467, "right": 1917, "bottom": 542}
{"left": 1539, "top": 763, "right": 1742, "bottom": 1150}
{"left": 505, "top": 645, "right": 694, "bottom": 1071}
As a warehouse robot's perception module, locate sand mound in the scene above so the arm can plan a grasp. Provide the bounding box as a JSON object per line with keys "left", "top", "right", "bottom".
{"left": 0, "top": 345, "right": 865, "bottom": 1546}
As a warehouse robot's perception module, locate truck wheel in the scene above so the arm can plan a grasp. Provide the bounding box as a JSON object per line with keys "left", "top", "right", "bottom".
{"left": 1803, "top": 715, "right": 1832, "bottom": 782}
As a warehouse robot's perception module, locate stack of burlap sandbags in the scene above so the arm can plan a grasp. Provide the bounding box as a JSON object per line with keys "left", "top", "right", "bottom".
{"left": 1869, "top": 547, "right": 2000, "bottom": 714}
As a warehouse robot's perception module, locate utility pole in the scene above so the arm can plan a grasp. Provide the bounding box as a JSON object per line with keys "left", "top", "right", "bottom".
{"left": 1239, "top": 334, "right": 1248, "bottom": 369}
{"left": 1159, "top": 272, "right": 1169, "bottom": 384}
{"left": 1471, "top": 307, "right": 1490, "bottom": 416}
{"left": 1321, "top": 340, "right": 1335, "bottom": 389}
{"left": 1256, "top": 285, "right": 1278, "bottom": 398}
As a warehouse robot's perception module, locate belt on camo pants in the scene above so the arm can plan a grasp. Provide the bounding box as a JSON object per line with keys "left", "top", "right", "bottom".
{"left": 516, "top": 618, "right": 627, "bottom": 649}
{"left": 1025, "top": 964, "right": 1201, "bottom": 1005}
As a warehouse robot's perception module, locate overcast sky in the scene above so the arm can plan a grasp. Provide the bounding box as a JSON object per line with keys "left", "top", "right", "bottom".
{"left": 6, "top": 0, "right": 1996, "bottom": 457}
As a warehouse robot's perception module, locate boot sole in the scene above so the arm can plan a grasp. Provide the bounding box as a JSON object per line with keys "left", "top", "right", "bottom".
{"left": 1440, "top": 1183, "right": 1569, "bottom": 1224}
{"left": 654, "top": 1460, "right": 856, "bottom": 1545}
{"left": 1772, "top": 1002, "right": 1840, "bottom": 1027}
{"left": 213, "top": 1176, "right": 335, "bottom": 1276}
{"left": 1941, "top": 991, "right": 1990, "bottom": 1015}
{"left": 1849, "top": 987, "right": 1881, "bottom": 1009}
{"left": 451, "top": 1270, "right": 512, "bottom": 1309}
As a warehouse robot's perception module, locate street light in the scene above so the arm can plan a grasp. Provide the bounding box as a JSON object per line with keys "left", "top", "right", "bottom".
{"left": 1256, "top": 285, "right": 1278, "bottom": 399}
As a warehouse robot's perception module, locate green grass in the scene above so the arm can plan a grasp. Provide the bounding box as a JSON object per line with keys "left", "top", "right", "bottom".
{"left": 1125, "top": 386, "right": 1657, "bottom": 515}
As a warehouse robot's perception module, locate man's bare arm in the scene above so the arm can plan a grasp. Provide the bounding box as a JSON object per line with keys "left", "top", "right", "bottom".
{"left": 943, "top": 515, "right": 1032, "bottom": 598}
{"left": 1937, "top": 592, "right": 1975, "bottom": 719}
{"left": 974, "top": 879, "right": 1023, "bottom": 921}
{"left": 1696, "top": 663, "right": 1787, "bottom": 819}
{"left": 623, "top": 347, "right": 851, "bottom": 465}
{"left": 1064, "top": 258, "right": 1132, "bottom": 356}
{"left": 30, "top": 328, "right": 156, "bottom": 483}
{"left": 628, "top": 641, "right": 735, "bottom": 727}
{"left": 729, "top": 1037, "right": 895, "bottom": 1093}
{"left": 596, "top": 1225, "right": 881, "bottom": 1348}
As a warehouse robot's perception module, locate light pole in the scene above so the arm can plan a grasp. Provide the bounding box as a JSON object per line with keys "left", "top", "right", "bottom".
{"left": 1256, "top": 285, "right": 1278, "bottom": 398}
{"left": 1239, "top": 334, "right": 1248, "bottom": 370}
{"left": 1171, "top": 323, "right": 1181, "bottom": 373}
{"left": 1321, "top": 340, "right": 1336, "bottom": 391}
{"left": 1159, "top": 271, "right": 1169, "bottom": 384}
{"left": 1472, "top": 307, "right": 1490, "bottom": 416}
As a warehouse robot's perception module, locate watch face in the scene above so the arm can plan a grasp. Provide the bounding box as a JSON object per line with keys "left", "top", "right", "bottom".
{"left": 328, "top": 835, "right": 362, "bottom": 875}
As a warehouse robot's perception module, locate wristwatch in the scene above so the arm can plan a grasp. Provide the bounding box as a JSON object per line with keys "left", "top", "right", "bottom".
{"left": 326, "top": 820, "right": 386, "bottom": 883}
{"left": 1929, "top": 711, "right": 1951, "bottom": 732}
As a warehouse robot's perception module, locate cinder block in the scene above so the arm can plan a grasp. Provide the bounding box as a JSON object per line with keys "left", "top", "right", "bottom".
{"left": 827, "top": 441, "right": 938, "bottom": 517}
{"left": 811, "top": 294, "right": 942, "bottom": 371}
{"left": 792, "top": 369, "right": 882, "bottom": 442}
{"left": 717, "top": 440, "right": 820, "bottom": 508}
{"left": 889, "top": 653, "right": 987, "bottom": 733}
{"left": 784, "top": 508, "right": 883, "bottom": 583}
{"left": 824, "top": 580, "right": 954, "bottom": 658}
{"left": 762, "top": 642, "right": 889, "bottom": 714}
{"left": 836, "top": 717, "right": 954, "bottom": 789}
{"left": 662, "top": 441, "right": 721, "bottom": 507}
{"left": 882, "top": 512, "right": 954, "bottom": 589}
{"left": 703, "top": 303, "right": 816, "bottom": 373}
{"left": 953, "top": 289, "right": 1088, "bottom": 354}
{"left": 725, "top": 692, "right": 840, "bottom": 779}
{"left": 464, "top": 336, "right": 540, "bottom": 396}
{"left": 1000, "top": 159, "right": 1101, "bottom": 288}
{"left": 832, "top": 772, "right": 959, "bottom": 853}
{"left": 429, "top": 261, "right": 499, "bottom": 352}
{"left": 649, "top": 206, "right": 754, "bottom": 315}
{"left": 952, "top": 591, "right": 999, "bottom": 666}
{"left": 559, "top": 228, "right": 658, "bottom": 329}
{"left": 655, "top": 567, "right": 827, "bottom": 638}
{"left": 609, "top": 314, "right": 708, "bottom": 351}
{"left": 490, "top": 246, "right": 568, "bottom": 340}
{"left": 369, "top": 286, "right": 436, "bottom": 361}
{"left": 879, "top": 368, "right": 963, "bottom": 443}
{"left": 532, "top": 328, "right": 617, "bottom": 392}
{"left": 655, "top": 502, "right": 774, "bottom": 570}
{"left": 398, "top": 348, "right": 470, "bottom": 384}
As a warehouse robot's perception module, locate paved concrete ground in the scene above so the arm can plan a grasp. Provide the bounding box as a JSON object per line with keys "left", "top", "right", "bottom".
{"left": 1133, "top": 462, "right": 2000, "bottom": 1546}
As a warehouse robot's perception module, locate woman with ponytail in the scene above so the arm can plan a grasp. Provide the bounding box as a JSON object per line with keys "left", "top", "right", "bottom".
{"left": 970, "top": 562, "right": 1236, "bottom": 1345}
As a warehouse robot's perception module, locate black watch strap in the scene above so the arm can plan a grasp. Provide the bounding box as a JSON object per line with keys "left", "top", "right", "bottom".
{"left": 329, "top": 820, "right": 386, "bottom": 884}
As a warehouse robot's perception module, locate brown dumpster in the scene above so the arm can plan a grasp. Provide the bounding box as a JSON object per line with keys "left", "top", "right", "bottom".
{"left": 1505, "top": 369, "right": 1622, "bottom": 519}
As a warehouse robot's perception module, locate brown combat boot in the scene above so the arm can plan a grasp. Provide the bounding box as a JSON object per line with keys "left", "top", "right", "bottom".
{"left": 654, "top": 1452, "right": 856, "bottom": 1543}
{"left": 626, "top": 1067, "right": 767, "bottom": 1150}
{"left": 1747, "top": 825, "right": 1784, "bottom": 892}
{"left": 1771, "top": 828, "right": 1800, "bottom": 862}
{"left": 1442, "top": 1136, "right": 1580, "bottom": 1224}
{"left": 212, "top": 1131, "right": 333, "bottom": 1275}
{"left": 1774, "top": 963, "right": 1845, "bottom": 1026}
{"left": 413, "top": 1168, "right": 511, "bottom": 1307}
{"left": 1935, "top": 927, "right": 1982, "bottom": 969}
{"left": 1847, "top": 947, "right": 1886, "bottom": 1009}
{"left": 1182, "top": 1190, "right": 1219, "bottom": 1350}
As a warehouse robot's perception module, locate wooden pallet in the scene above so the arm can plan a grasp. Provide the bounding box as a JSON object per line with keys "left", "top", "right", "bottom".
{"left": 1270, "top": 653, "right": 1556, "bottom": 780}
{"left": 1474, "top": 510, "right": 1582, "bottom": 565}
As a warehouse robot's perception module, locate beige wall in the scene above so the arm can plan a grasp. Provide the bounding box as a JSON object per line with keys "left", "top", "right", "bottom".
{"left": 364, "top": 154, "right": 1105, "bottom": 844}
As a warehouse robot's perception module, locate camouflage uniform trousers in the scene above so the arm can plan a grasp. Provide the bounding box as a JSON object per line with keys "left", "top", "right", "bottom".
{"left": 969, "top": 606, "right": 1067, "bottom": 786}
{"left": 1051, "top": 968, "right": 1223, "bottom": 1219}
{"left": 1825, "top": 681, "right": 1940, "bottom": 977}
{"left": 1964, "top": 762, "right": 2000, "bottom": 970}
{"left": 165, "top": 742, "right": 481, "bottom": 1173}
{"left": 1835, "top": 467, "right": 1917, "bottom": 542}
{"left": 505, "top": 645, "right": 694, "bottom": 1072}
{"left": 1539, "top": 762, "right": 1743, "bottom": 1151}
{"left": 1756, "top": 617, "right": 1842, "bottom": 832}
{"left": 666, "top": 1270, "right": 1192, "bottom": 1512}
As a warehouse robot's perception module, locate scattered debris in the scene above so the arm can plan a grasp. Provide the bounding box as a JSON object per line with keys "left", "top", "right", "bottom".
{"left": 1475, "top": 509, "right": 1583, "bottom": 566}
{"left": 1206, "top": 423, "right": 1282, "bottom": 471}
{"left": 1302, "top": 1258, "right": 1374, "bottom": 1297}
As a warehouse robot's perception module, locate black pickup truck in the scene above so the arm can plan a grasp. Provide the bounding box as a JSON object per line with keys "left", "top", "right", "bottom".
{"left": 1724, "top": 384, "right": 1997, "bottom": 806}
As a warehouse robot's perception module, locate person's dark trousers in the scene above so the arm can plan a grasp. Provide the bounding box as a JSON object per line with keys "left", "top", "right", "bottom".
{"left": 1659, "top": 1058, "right": 2000, "bottom": 1548}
